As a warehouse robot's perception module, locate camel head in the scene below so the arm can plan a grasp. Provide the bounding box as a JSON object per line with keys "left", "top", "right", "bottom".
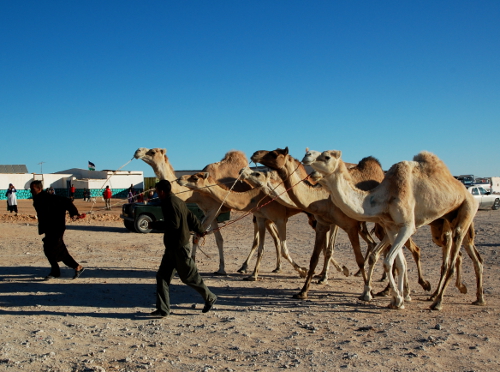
{"left": 250, "top": 147, "right": 289, "bottom": 170}
{"left": 239, "top": 167, "right": 271, "bottom": 189}
{"left": 301, "top": 149, "right": 323, "bottom": 166}
{"left": 176, "top": 172, "right": 211, "bottom": 190}
{"left": 133, "top": 147, "right": 171, "bottom": 181}
{"left": 308, "top": 171, "right": 324, "bottom": 183}
{"left": 303, "top": 150, "right": 343, "bottom": 176}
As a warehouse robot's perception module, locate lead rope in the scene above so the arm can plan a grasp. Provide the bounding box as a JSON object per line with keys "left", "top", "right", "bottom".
{"left": 87, "top": 158, "right": 134, "bottom": 218}
{"left": 198, "top": 161, "right": 309, "bottom": 245}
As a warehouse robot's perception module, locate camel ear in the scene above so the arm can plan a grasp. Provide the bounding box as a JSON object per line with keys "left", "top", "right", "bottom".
{"left": 160, "top": 149, "right": 166, "bottom": 155}
{"left": 201, "top": 172, "right": 210, "bottom": 179}
{"left": 332, "top": 150, "right": 342, "bottom": 159}
{"left": 284, "top": 147, "right": 289, "bottom": 155}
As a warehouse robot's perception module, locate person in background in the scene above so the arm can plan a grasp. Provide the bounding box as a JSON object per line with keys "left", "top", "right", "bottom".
{"left": 103, "top": 186, "right": 112, "bottom": 210}
{"left": 6, "top": 183, "right": 18, "bottom": 215}
{"left": 147, "top": 180, "right": 216, "bottom": 318}
{"left": 29, "top": 180, "right": 85, "bottom": 280}
{"left": 83, "top": 188, "right": 89, "bottom": 201}
{"left": 69, "top": 184, "right": 76, "bottom": 201}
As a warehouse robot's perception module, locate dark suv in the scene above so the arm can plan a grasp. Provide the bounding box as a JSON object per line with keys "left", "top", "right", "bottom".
{"left": 121, "top": 201, "right": 230, "bottom": 233}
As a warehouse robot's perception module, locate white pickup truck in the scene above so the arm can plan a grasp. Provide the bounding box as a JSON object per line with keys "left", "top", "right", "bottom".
{"left": 466, "top": 185, "right": 500, "bottom": 210}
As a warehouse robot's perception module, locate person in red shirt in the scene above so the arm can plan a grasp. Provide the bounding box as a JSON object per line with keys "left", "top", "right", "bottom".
{"left": 69, "top": 184, "right": 76, "bottom": 201}
{"left": 103, "top": 186, "right": 112, "bottom": 210}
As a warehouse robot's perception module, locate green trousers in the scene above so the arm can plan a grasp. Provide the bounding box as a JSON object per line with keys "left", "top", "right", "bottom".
{"left": 156, "top": 244, "right": 215, "bottom": 315}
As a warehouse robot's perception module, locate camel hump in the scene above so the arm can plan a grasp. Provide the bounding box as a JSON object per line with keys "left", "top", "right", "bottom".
{"left": 413, "top": 151, "right": 451, "bottom": 177}
{"left": 202, "top": 150, "right": 249, "bottom": 181}
{"left": 357, "top": 156, "right": 382, "bottom": 170}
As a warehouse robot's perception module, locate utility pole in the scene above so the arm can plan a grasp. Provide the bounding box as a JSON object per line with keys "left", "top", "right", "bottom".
{"left": 38, "top": 161, "right": 45, "bottom": 174}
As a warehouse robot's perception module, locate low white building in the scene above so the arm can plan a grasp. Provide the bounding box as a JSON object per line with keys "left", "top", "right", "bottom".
{"left": 1, "top": 167, "right": 143, "bottom": 200}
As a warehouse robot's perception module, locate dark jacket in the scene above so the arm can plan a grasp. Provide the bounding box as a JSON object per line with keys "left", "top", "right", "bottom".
{"left": 33, "top": 192, "right": 79, "bottom": 235}
{"left": 160, "top": 193, "right": 204, "bottom": 249}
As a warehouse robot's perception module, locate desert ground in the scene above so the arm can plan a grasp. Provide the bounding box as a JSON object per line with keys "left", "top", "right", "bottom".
{"left": 0, "top": 198, "right": 499, "bottom": 372}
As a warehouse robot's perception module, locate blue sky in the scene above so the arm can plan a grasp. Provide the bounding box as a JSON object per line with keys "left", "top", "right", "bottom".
{"left": 1, "top": 1, "right": 499, "bottom": 178}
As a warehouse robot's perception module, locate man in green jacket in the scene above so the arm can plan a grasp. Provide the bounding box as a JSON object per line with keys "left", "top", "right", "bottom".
{"left": 149, "top": 180, "right": 217, "bottom": 318}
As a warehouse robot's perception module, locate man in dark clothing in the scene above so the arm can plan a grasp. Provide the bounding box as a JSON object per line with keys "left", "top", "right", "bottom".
{"left": 149, "top": 180, "right": 216, "bottom": 317}
{"left": 30, "top": 180, "right": 85, "bottom": 280}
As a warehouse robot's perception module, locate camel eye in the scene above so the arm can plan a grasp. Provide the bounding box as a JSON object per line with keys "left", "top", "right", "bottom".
{"left": 324, "top": 156, "right": 330, "bottom": 161}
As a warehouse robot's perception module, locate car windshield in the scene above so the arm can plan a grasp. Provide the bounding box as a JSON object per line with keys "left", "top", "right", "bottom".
{"left": 479, "top": 187, "right": 487, "bottom": 195}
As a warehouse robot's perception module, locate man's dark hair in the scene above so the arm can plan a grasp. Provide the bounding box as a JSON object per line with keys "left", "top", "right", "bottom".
{"left": 155, "top": 180, "right": 172, "bottom": 194}
{"left": 30, "top": 180, "right": 43, "bottom": 190}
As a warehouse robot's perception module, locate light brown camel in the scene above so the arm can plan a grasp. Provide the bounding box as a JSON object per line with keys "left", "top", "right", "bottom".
{"left": 303, "top": 149, "right": 484, "bottom": 310}
{"left": 251, "top": 148, "right": 385, "bottom": 299}
{"left": 177, "top": 171, "right": 310, "bottom": 280}
{"left": 239, "top": 167, "right": 350, "bottom": 279}
{"left": 133, "top": 147, "right": 283, "bottom": 275}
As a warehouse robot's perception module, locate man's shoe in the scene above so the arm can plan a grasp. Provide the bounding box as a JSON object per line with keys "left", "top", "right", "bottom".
{"left": 44, "top": 275, "right": 59, "bottom": 281}
{"left": 202, "top": 296, "right": 217, "bottom": 313}
{"left": 73, "top": 267, "right": 85, "bottom": 279}
{"left": 148, "top": 310, "right": 167, "bottom": 318}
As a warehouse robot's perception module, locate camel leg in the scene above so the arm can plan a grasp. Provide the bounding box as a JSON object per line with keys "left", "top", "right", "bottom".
{"left": 361, "top": 236, "right": 390, "bottom": 302}
{"left": 346, "top": 224, "right": 369, "bottom": 285}
{"left": 383, "top": 226, "right": 413, "bottom": 310}
{"left": 462, "top": 224, "right": 485, "bottom": 306}
{"left": 404, "top": 238, "right": 431, "bottom": 292}
{"left": 293, "top": 223, "right": 330, "bottom": 299}
{"left": 273, "top": 219, "right": 308, "bottom": 278}
{"left": 210, "top": 219, "right": 226, "bottom": 275}
{"left": 265, "top": 220, "right": 283, "bottom": 273}
{"left": 430, "top": 207, "right": 475, "bottom": 311}
{"left": 352, "top": 222, "right": 378, "bottom": 277}
{"left": 326, "top": 225, "right": 349, "bottom": 278}
{"left": 428, "top": 221, "right": 468, "bottom": 301}
{"left": 237, "top": 218, "right": 261, "bottom": 273}
{"left": 316, "top": 225, "right": 347, "bottom": 284}
{"left": 244, "top": 217, "right": 268, "bottom": 281}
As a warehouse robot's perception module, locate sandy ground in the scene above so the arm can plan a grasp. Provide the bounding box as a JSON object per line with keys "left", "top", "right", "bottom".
{"left": 0, "top": 199, "right": 499, "bottom": 372}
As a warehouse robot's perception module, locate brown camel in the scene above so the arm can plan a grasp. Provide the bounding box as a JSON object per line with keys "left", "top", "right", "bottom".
{"left": 133, "top": 147, "right": 283, "bottom": 275}
{"left": 177, "top": 171, "right": 311, "bottom": 280}
{"left": 239, "top": 167, "right": 350, "bottom": 279}
{"left": 251, "top": 148, "right": 385, "bottom": 299}
{"left": 303, "top": 149, "right": 484, "bottom": 310}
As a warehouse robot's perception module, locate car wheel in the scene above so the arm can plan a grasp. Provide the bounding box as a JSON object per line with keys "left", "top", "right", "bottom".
{"left": 124, "top": 220, "right": 135, "bottom": 231}
{"left": 493, "top": 198, "right": 500, "bottom": 210}
{"left": 135, "top": 214, "right": 153, "bottom": 233}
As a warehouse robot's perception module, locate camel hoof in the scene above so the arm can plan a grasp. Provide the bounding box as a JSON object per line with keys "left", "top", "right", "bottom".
{"left": 472, "top": 299, "right": 486, "bottom": 306}
{"left": 387, "top": 303, "right": 405, "bottom": 310}
{"left": 272, "top": 268, "right": 282, "bottom": 273}
{"left": 243, "top": 276, "right": 257, "bottom": 281}
{"left": 317, "top": 277, "right": 328, "bottom": 285}
{"left": 405, "top": 295, "right": 412, "bottom": 302}
{"left": 419, "top": 280, "right": 432, "bottom": 292}
{"left": 342, "top": 266, "right": 349, "bottom": 277}
{"left": 213, "top": 271, "right": 228, "bottom": 276}
{"left": 237, "top": 265, "right": 248, "bottom": 273}
{"left": 360, "top": 292, "right": 372, "bottom": 302}
{"left": 353, "top": 270, "right": 362, "bottom": 277}
{"left": 429, "top": 302, "right": 443, "bottom": 311}
{"left": 293, "top": 292, "right": 308, "bottom": 300}
{"left": 458, "top": 284, "right": 468, "bottom": 294}
{"left": 375, "top": 289, "right": 390, "bottom": 297}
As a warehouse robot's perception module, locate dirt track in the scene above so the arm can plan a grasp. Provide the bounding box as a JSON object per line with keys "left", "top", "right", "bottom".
{"left": 0, "top": 199, "right": 499, "bottom": 371}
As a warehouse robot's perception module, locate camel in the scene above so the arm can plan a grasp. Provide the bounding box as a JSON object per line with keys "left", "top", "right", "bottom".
{"left": 303, "top": 149, "right": 484, "bottom": 310}
{"left": 239, "top": 167, "right": 350, "bottom": 279}
{"left": 177, "top": 171, "right": 310, "bottom": 280}
{"left": 251, "top": 148, "right": 387, "bottom": 299}
{"left": 133, "top": 147, "right": 284, "bottom": 275}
